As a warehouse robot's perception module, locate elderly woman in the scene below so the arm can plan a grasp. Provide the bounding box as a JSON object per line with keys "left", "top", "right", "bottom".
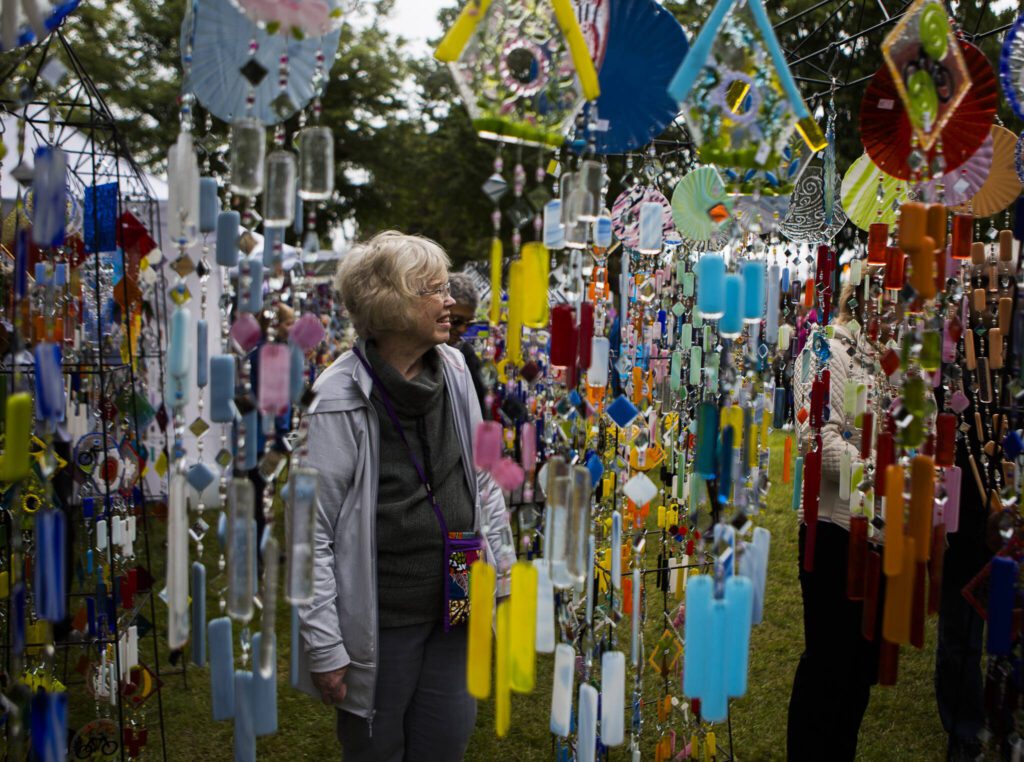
{"left": 296, "top": 231, "right": 514, "bottom": 761}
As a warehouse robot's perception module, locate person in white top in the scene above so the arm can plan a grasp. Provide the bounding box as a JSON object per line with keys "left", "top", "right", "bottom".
{"left": 787, "top": 281, "right": 883, "bottom": 762}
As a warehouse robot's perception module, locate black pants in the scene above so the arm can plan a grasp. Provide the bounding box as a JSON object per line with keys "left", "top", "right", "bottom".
{"left": 787, "top": 522, "right": 882, "bottom": 762}
{"left": 935, "top": 518, "right": 989, "bottom": 754}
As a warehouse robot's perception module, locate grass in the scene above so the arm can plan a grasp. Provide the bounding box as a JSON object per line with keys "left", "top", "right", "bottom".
{"left": 71, "top": 433, "right": 946, "bottom": 760}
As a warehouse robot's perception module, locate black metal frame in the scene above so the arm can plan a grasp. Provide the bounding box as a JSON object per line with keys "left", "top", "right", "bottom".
{"left": 0, "top": 27, "right": 170, "bottom": 761}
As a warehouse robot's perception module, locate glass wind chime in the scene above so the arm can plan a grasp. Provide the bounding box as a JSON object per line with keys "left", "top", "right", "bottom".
{"left": 165, "top": 7, "right": 335, "bottom": 757}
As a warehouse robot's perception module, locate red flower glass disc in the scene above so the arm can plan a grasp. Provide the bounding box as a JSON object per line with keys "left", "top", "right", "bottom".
{"left": 859, "top": 40, "right": 997, "bottom": 180}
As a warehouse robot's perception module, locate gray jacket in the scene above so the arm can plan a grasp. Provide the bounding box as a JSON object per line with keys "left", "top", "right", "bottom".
{"left": 294, "top": 340, "right": 512, "bottom": 719}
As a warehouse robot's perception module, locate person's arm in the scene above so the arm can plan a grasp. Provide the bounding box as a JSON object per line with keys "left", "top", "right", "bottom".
{"left": 794, "top": 336, "right": 859, "bottom": 484}
{"left": 460, "top": 357, "right": 516, "bottom": 590}
{"left": 296, "top": 409, "right": 355, "bottom": 703}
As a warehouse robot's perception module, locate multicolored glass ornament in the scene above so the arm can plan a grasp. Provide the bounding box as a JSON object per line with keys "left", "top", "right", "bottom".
{"left": 668, "top": 0, "right": 826, "bottom": 173}
{"left": 435, "top": 0, "right": 600, "bottom": 147}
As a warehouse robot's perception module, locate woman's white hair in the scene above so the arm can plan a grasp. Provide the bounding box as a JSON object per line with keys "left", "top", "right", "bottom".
{"left": 333, "top": 230, "right": 450, "bottom": 338}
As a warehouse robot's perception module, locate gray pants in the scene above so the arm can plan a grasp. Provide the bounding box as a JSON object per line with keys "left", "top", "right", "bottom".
{"left": 337, "top": 621, "right": 476, "bottom": 761}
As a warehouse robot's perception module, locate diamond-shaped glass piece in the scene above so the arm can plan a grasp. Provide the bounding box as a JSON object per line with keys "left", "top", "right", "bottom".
{"left": 234, "top": 395, "right": 256, "bottom": 419}
{"left": 195, "top": 257, "right": 212, "bottom": 281}
{"left": 606, "top": 395, "right": 640, "bottom": 429}
{"left": 482, "top": 173, "right": 509, "bottom": 204}
{"left": 155, "top": 404, "right": 169, "bottom": 431}
{"left": 505, "top": 198, "right": 533, "bottom": 229}
{"left": 189, "top": 417, "right": 210, "bottom": 438}
{"left": 623, "top": 472, "right": 658, "bottom": 507}
{"left": 258, "top": 449, "right": 288, "bottom": 482}
{"left": 187, "top": 462, "right": 217, "bottom": 493}
{"left": 153, "top": 451, "right": 169, "bottom": 478}
{"left": 170, "top": 255, "right": 196, "bottom": 279}
{"left": 553, "top": 395, "right": 576, "bottom": 420}
{"left": 240, "top": 58, "right": 269, "bottom": 87}
{"left": 270, "top": 92, "right": 299, "bottom": 120}
{"left": 633, "top": 429, "right": 650, "bottom": 451}
{"left": 17, "top": 83, "right": 34, "bottom": 106}
{"left": 649, "top": 628, "right": 683, "bottom": 676}
{"left": 169, "top": 283, "right": 192, "bottom": 306}
{"left": 526, "top": 184, "right": 552, "bottom": 212}
{"left": 189, "top": 517, "right": 210, "bottom": 543}
{"left": 215, "top": 448, "right": 233, "bottom": 468}
{"left": 11, "top": 162, "right": 33, "bottom": 186}
{"left": 880, "top": 0, "right": 969, "bottom": 150}
{"left": 39, "top": 57, "right": 68, "bottom": 87}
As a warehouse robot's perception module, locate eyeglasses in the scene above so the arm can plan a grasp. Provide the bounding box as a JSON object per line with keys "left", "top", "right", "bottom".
{"left": 417, "top": 282, "right": 451, "bottom": 299}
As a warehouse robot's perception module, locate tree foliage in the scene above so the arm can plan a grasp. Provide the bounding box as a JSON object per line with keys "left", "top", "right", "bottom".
{"left": 39, "top": 0, "right": 1024, "bottom": 266}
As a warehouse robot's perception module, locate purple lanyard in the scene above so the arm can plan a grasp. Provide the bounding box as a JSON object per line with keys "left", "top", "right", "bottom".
{"left": 352, "top": 347, "right": 449, "bottom": 536}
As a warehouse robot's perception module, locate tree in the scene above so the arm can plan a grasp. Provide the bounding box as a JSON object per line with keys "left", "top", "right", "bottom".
{"left": 34, "top": 0, "right": 1024, "bottom": 264}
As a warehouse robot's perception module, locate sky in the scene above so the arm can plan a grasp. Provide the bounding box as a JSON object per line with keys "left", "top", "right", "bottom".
{"left": 386, "top": 0, "right": 449, "bottom": 56}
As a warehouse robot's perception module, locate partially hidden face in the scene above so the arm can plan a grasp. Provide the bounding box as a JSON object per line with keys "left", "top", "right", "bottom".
{"left": 447, "top": 303, "right": 475, "bottom": 346}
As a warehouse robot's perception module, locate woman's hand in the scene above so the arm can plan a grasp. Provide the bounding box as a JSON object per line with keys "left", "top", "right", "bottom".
{"left": 311, "top": 667, "right": 348, "bottom": 705}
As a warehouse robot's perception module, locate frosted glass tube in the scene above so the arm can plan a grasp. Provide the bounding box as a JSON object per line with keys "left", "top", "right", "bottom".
{"left": 263, "top": 150, "right": 297, "bottom": 228}
{"left": 588, "top": 336, "right": 610, "bottom": 388}
{"left": 720, "top": 274, "right": 744, "bottom": 337}
{"left": 547, "top": 475, "right": 573, "bottom": 589}
{"left": 684, "top": 574, "right": 712, "bottom": 698}
{"left": 496, "top": 601, "right": 511, "bottom": 736}
{"left": 199, "top": 177, "right": 220, "bottom": 233}
{"left": 741, "top": 260, "right": 766, "bottom": 323}
{"left": 210, "top": 356, "right": 237, "bottom": 423}
{"left": 550, "top": 644, "right": 575, "bottom": 736}
{"left": 567, "top": 466, "right": 592, "bottom": 584}
{"left": 751, "top": 527, "right": 771, "bottom": 625}
{"left": 466, "top": 561, "right": 495, "bottom": 699}
{"left": 191, "top": 561, "right": 206, "bottom": 667}
{"left": 166, "top": 307, "right": 192, "bottom": 407}
{"left": 600, "top": 651, "right": 625, "bottom": 746}
{"left": 725, "top": 576, "right": 753, "bottom": 697}
{"left": 258, "top": 535, "right": 279, "bottom": 679}
{"left": 697, "top": 254, "right": 726, "bottom": 318}
{"left": 638, "top": 202, "right": 663, "bottom": 254}
{"left": 285, "top": 468, "right": 318, "bottom": 604}
{"left": 229, "top": 118, "right": 265, "bottom": 196}
{"left": 702, "top": 600, "right": 729, "bottom": 722}
{"left": 227, "top": 478, "right": 256, "bottom": 622}
{"left": 577, "top": 683, "right": 599, "bottom": 762}
{"left": 533, "top": 558, "right": 555, "bottom": 653}
{"left": 251, "top": 633, "right": 278, "bottom": 736}
{"left": 197, "top": 320, "right": 209, "bottom": 388}
{"left": 543, "top": 200, "right": 565, "bottom": 249}
{"left": 167, "top": 469, "right": 190, "bottom": 649}
{"left": 234, "top": 670, "right": 256, "bottom": 762}
{"left": 765, "top": 264, "right": 780, "bottom": 343}
{"left": 216, "top": 211, "right": 241, "bottom": 267}
{"left": 944, "top": 467, "right": 961, "bottom": 533}
{"left": 34, "top": 509, "right": 65, "bottom": 622}
{"left": 631, "top": 566, "right": 641, "bottom": 667}
{"left": 298, "top": 126, "right": 335, "bottom": 201}
{"left": 509, "top": 562, "right": 538, "bottom": 693}
{"left": 209, "top": 618, "right": 235, "bottom": 720}
{"left": 611, "top": 511, "right": 622, "bottom": 591}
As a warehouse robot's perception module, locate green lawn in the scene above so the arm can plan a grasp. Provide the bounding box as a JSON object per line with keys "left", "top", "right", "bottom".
{"left": 86, "top": 433, "right": 946, "bottom": 760}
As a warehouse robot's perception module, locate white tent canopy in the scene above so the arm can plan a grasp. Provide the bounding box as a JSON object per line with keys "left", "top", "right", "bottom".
{"left": 1, "top": 108, "right": 168, "bottom": 203}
